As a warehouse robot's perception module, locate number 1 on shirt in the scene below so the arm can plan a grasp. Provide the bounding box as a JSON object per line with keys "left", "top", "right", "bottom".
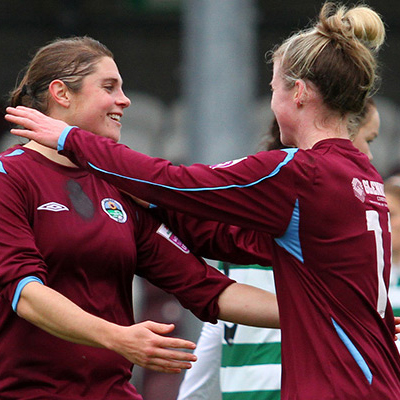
{"left": 366, "top": 210, "right": 388, "bottom": 317}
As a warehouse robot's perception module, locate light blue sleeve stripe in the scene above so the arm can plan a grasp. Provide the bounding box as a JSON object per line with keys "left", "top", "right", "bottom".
{"left": 57, "top": 126, "right": 77, "bottom": 152}
{"left": 0, "top": 149, "right": 25, "bottom": 174}
{"left": 331, "top": 318, "right": 373, "bottom": 384}
{"left": 4, "top": 149, "right": 25, "bottom": 157}
{"left": 87, "top": 148, "right": 299, "bottom": 192}
{"left": 12, "top": 276, "right": 44, "bottom": 312}
{"left": 274, "top": 198, "right": 303, "bottom": 262}
{"left": 0, "top": 160, "right": 6, "bottom": 175}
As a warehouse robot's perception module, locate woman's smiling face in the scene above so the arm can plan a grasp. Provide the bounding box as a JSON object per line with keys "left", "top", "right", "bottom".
{"left": 66, "top": 56, "right": 131, "bottom": 142}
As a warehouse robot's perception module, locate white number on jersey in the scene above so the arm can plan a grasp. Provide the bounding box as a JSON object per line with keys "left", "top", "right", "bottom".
{"left": 366, "top": 210, "right": 388, "bottom": 317}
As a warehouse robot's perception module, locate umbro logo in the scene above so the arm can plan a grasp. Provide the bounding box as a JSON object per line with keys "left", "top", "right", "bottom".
{"left": 37, "top": 202, "right": 69, "bottom": 212}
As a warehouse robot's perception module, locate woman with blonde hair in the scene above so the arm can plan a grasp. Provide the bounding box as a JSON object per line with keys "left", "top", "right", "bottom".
{"left": 6, "top": 3, "right": 400, "bottom": 399}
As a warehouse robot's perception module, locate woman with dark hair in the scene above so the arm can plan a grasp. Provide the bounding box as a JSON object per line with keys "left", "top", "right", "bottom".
{"left": 0, "top": 36, "right": 279, "bottom": 399}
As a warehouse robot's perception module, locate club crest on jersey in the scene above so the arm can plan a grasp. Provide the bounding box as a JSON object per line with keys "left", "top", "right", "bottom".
{"left": 352, "top": 178, "right": 366, "bottom": 203}
{"left": 101, "top": 198, "right": 127, "bottom": 223}
{"left": 156, "top": 224, "right": 190, "bottom": 253}
{"left": 210, "top": 157, "right": 247, "bottom": 169}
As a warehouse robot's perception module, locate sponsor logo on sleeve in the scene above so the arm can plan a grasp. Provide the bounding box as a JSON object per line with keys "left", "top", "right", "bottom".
{"left": 156, "top": 224, "right": 190, "bottom": 253}
{"left": 101, "top": 198, "right": 127, "bottom": 223}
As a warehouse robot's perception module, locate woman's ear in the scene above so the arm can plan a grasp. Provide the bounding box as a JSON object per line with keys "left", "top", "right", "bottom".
{"left": 293, "top": 79, "right": 307, "bottom": 107}
{"left": 48, "top": 80, "right": 71, "bottom": 108}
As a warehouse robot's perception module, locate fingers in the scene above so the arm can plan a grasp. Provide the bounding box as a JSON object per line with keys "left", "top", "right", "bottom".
{"left": 142, "top": 321, "right": 196, "bottom": 350}
{"left": 143, "top": 338, "right": 197, "bottom": 374}
{"left": 4, "top": 106, "right": 66, "bottom": 149}
{"left": 131, "top": 341, "right": 197, "bottom": 374}
{"left": 5, "top": 107, "right": 42, "bottom": 140}
{"left": 5, "top": 106, "right": 38, "bottom": 124}
{"left": 142, "top": 320, "right": 176, "bottom": 334}
{"left": 161, "top": 336, "right": 197, "bottom": 350}
{"left": 149, "top": 348, "right": 196, "bottom": 366}
{"left": 112, "top": 321, "right": 198, "bottom": 375}
{"left": 9, "top": 128, "right": 35, "bottom": 141}
{"left": 144, "top": 360, "right": 192, "bottom": 374}
{"left": 6, "top": 115, "right": 36, "bottom": 133}
{"left": 135, "top": 347, "right": 197, "bottom": 374}
{"left": 6, "top": 105, "right": 43, "bottom": 117}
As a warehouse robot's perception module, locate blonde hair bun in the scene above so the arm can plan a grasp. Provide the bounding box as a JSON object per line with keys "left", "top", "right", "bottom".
{"left": 272, "top": 1, "right": 385, "bottom": 115}
{"left": 318, "top": 2, "right": 385, "bottom": 51}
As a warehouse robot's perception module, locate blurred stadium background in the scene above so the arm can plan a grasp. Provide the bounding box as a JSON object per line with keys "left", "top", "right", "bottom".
{"left": 1, "top": 1, "right": 400, "bottom": 399}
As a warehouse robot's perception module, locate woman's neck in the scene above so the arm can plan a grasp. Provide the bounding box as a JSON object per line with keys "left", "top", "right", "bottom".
{"left": 294, "top": 113, "right": 350, "bottom": 149}
{"left": 290, "top": 93, "right": 351, "bottom": 149}
{"left": 297, "top": 129, "right": 350, "bottom": 149}
{"left": 23, "top": 141, "right": 78, "bottom": 167}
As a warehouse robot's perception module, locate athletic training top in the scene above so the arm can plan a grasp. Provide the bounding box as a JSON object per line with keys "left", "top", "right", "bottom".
{"left": 57, "top": 127, "right": 400, "bottom": 400}
{"left": 0, "top": 145, "right": 233, "bottom": 400}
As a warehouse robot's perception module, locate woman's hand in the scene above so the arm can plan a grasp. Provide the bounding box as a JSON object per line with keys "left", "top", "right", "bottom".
{"left": 110, "top": 321, "right": 197, "bottom": 373}
{"left": 5, "top": 106, "right": 67, "bottom": 149}
{"left": 17, "top": 282, "right": 196, "bottom": 374}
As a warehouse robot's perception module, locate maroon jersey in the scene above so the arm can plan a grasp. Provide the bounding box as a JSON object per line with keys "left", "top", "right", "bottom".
{"left": 0, "top": 145, "right": 234, "bottom": 400}
{"left": 59, "top": 127, "right": 400, "bottom": 399}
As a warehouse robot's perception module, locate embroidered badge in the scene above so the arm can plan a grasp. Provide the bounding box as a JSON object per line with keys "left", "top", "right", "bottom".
{"left": 101, "top": 198, "right": 127, "bottom": 223}
{"left": 37, "top": 202, "right": 69, "bottom": 212}
{"left": 156, "top": 224, "right": 190, "bottom": 253}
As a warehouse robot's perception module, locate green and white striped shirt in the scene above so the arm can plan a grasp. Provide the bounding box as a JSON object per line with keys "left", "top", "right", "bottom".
{"left": 177, "top": 263, "right": 281, "bottom": 400}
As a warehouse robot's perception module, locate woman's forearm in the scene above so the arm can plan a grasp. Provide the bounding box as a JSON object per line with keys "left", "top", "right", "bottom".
{"left": 16, "top": 282, "right": 198, "bottom": 373}
{"left": 16, "top": 281, "right": 117, "bottom": 347}
{"left": 217, "top": 282, "right": 280, "bottom": 329}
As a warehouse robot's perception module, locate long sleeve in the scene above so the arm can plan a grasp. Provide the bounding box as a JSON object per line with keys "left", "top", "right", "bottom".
{"left": 59, "top": 128, "right": 298, "bottom": 235}
{"left": 132, "top": 204, "right": 235, "bottom": 323}
{"left": 152, "top": 208, "right": 273, "bottom": 265}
